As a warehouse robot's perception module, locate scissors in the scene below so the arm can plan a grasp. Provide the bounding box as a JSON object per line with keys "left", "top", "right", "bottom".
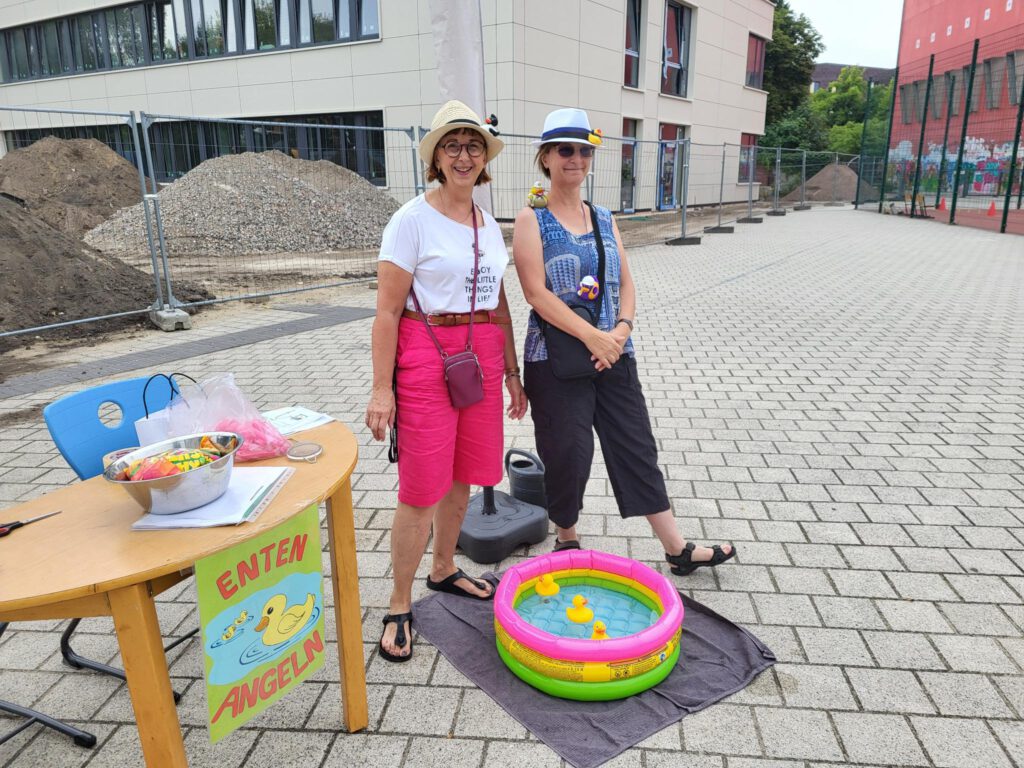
{"left": 0, "top": 510, "right": 62, "bottom": 537}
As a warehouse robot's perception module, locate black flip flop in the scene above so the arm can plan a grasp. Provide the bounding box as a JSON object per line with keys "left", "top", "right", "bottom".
{"left": 425, "top": 569, "right": 494, "bottom": 601}
{"left": 378, "top": 612, "right": 413, "bottom": 663}
{"left": 665, "top": 542, "right": 737, "bottom": 576}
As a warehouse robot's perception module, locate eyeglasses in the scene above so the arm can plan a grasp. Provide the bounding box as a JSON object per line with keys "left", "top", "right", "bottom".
{"left": 555, "top": 144, "right": 594, "bottom": 158}
{"left": 441, "top": 140, "right": 486, "bottom": 158}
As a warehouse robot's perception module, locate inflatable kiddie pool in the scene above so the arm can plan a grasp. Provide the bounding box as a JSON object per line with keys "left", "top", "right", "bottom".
{"left": 493, "top": 550, "right": 684, "bottom": 701}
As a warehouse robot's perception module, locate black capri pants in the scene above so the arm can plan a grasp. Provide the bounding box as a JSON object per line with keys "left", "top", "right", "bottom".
{"left": 524, "top": 355, "right": 671, "bottom": 529}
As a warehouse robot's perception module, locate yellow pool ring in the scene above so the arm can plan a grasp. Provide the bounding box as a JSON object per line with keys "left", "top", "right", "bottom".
{"left": 495, "top": 622, "right": 681, "bottom": 683}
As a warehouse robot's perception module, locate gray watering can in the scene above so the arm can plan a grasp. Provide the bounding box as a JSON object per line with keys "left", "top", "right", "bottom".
{"left": 505, "top": 449, "right": 547, "bottom": 509}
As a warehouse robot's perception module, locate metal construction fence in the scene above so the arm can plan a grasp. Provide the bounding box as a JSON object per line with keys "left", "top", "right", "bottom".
{"left": 1, "top": 103, "right": 864, "bottom": 342}
{"left": 861, "top": 26, "right": 1024, "bottom": 234}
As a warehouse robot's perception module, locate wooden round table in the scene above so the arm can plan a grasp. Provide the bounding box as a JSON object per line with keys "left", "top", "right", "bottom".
{"left": 0, "top": 422, "right": 366, "bottom": 766}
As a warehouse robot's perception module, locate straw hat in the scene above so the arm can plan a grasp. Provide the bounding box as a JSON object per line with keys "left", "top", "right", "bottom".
{"left": 419, "top": 100, "right": 504, "bottom": 166}
{"left": 531, "top": 108, "right": 603, "bottom": 147}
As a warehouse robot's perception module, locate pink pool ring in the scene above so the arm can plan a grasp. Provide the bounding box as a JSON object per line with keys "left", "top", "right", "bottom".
{"left": 494, "top": 550, "right": 684, "bottom": 700}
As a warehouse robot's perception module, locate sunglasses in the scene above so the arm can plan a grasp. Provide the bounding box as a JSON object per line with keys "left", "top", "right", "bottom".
{"left": 441, "top": 140, "right": 486, "bottom": 158}
{"left": 554, "top": 144, "right": 594, "bottom": 158}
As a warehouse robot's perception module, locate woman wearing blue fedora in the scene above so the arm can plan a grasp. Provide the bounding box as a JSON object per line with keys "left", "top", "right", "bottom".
{"left": 512, "top": 107, "right": 736, "bottom": 576}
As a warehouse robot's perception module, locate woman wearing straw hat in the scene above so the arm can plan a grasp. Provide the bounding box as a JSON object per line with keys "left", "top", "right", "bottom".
{"left": 513, "top": 108, "right": 735, "bottom": 576}
{"left": 366, "top": 100, "right": 527, "bottom": 662}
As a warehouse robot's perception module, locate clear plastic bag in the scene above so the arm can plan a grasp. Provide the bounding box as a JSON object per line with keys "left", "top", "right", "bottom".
{"left": 166, "top": 373, "right": 290, "bottom": 462}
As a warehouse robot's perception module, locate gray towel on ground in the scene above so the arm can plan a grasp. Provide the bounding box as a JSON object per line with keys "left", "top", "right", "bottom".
{"left": 413, "top": 575, "right": 776, "bottom": 768}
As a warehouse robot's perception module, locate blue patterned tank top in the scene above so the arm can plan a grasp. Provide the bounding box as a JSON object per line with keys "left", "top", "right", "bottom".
{"left": 523, "top": 204, "right": 635, "bottom": 363}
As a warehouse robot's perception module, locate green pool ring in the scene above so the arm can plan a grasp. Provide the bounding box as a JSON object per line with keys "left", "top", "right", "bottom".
{"left": 496, "top": 641, "right": 680, "bottom": 701}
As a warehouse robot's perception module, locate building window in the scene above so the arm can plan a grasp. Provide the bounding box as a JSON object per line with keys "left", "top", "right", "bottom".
{"left": 624, "top": 0, "right": 641, "bottom": 88}
{"left": 739, "top": 133, "right": 758, "bottom": 182}
{"left": 944, "top": 71, "right": 960, "bottom": 115}
{"left": 899, "top": 84, "right": 913, "bottom": 124}
{"left": 0, "top": 0, "right": 381, "bottom": 83}
{"left": 982, "top": 57, "right": 1006, "bottom": 108}
{"left": 746, "top": 34, "right": 765, "bottom": 89}
{"left": 621, "top": 118, "right": 638, "bottom": 211}
{"left": 929, "top": 74, "right": 944, "bottom": 119}
{"left": 962, "top": 65, "right": 981, "bottom": 111}
{"left": 661, "top": 1, "right": 692, "bottom": 98}
{"left": 1009, "top": 51, "right": 1024, "bottom": 105}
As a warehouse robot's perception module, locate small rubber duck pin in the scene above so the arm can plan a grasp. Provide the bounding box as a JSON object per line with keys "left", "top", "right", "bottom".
{"left": 566, "top": 595, "right": 594, "bottom": 624}
{"left": 588, "top": 128, "right": 604, "bottom": 146}
{"left": 591, "top": 621, "right": 609, "bottom": 640}
{"left": 577, "top": 275, "right": 600, "bottom": 300}
{"left": 536, "top": 574, "right": 560, "bottom": 600}
{"left": 527, "top": 181, "right": 548, "bottom": 209}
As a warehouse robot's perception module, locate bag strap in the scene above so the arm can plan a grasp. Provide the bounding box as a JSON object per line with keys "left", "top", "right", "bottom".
{"left": 584, "top": 201, "right": 606, "bottom": 320}
{"left": 141, "top": 372, "right": 197, "bottom": 419}
{"left": 410, "top": 204, "right": 481, "bottom": 359}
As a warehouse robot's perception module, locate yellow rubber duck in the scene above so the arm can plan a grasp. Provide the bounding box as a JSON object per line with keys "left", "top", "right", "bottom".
{"left": 233, "top": 610, "right": 249, "bottom": 626}
{"left": 527, "top": 181, "right": 548, "bottom": 209}
{"left": 254, "top": 593, "right": 316, "bottom": 646}
{"left": 591, "top": 621, "right": 608, "bottom": 640}
{"left": 536, "top": 574, "right": 560, "bottom": 598}
{"left": 566, "top": 595, "right": 593, "bottom": 624}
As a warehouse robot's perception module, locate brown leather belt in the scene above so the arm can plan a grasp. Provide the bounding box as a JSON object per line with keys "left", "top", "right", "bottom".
{"left": 402, "top": 310, "right": 511, "bottom": 326}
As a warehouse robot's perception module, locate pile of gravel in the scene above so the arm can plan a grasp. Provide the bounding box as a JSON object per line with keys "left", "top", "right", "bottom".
{"left": 85, "top": 150, "right": 400, "bottom": 255}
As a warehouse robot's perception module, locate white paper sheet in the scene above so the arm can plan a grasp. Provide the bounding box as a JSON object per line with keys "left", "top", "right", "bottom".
{"left": 131, "top": 466, "right": 293, "bottom": 530}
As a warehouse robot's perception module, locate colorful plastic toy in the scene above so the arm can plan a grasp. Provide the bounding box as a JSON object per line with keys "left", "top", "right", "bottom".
{"left": 527, "top": 181, "right": 548, "bottom": 209}
{"left": 493, "top": 550, "right": 684, "bottom": 701}
{"left": 577, "top": 276, "right": 600, "bottom": 300}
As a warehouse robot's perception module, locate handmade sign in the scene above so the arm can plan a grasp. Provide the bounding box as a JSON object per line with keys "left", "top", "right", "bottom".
{"left": 195, "top": 503, "right": 325, "bottom": 743}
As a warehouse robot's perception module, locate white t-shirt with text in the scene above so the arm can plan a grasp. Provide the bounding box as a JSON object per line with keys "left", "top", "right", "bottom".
{"left": 378, "top": 194, "right": 509, "bottom": 314}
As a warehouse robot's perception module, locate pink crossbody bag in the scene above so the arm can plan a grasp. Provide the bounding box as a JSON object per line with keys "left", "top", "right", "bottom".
{"left": 409, "top": 208, "right": 486, "bottom": 409}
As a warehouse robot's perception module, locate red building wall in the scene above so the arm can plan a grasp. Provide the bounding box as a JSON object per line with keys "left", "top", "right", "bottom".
{"left": 889, "top": 0, "right": 1024, "bottom": 199}
{"left": 899, "top": 0, "right": 1023, "bottom": 65}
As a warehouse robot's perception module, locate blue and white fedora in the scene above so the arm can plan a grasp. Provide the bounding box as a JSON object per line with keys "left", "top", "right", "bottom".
{"left": 531, "top": 108, "right": 603, "bottom": 147}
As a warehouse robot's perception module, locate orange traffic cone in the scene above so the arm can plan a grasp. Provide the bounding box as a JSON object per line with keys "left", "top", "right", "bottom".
{"left": 937, "top": 197, "right": 946, "bottom": 211}
{"left": 987, "top": 201, "right": 997, "bottom": 216}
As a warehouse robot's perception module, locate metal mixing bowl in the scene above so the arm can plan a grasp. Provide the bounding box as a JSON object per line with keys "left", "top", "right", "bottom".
{"left": 103, "top": 432, "right": 243, "bottom": 515}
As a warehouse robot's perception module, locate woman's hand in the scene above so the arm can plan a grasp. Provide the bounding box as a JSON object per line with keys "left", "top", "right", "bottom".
{"left": 505, "top": 375, "right": 527, "bottom": 420}
{"left": 365, "top": 385, "right": 396, "bottom": 441}
{"left": 585, "top": 329, "right": 622, "bottom": 371}
{"left": 609, "top": 325, "right": 630, "bottom": 353}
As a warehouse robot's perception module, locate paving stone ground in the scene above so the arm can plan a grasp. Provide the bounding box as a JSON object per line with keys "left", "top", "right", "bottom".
{"left": 1, "top": 207, "right": 1022, "bottom": 768}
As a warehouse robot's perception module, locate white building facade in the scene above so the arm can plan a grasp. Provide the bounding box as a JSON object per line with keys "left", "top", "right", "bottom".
{"left": 0, "top": 0, "right": 774, "bottom": 214}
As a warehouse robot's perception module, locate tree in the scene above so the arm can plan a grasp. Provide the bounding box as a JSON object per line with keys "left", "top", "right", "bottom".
{"left": 763, "top": 0, "right": 823, "bottom": 125}
{"left": 812, "top": 66, "right": 868, "bottom": 127}
{"left": 827, "top": 122, "right": 863, "bottom": 155}
{"left": 762, "top": 101, "right": 827, "bottom": 151}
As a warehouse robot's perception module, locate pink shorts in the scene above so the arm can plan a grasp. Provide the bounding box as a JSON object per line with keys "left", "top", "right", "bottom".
{"left": 395, "top": 317, "right": 506, "bottom": 507}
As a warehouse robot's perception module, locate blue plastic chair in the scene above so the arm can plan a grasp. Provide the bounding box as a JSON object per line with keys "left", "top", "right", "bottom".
{"left": 39, "top": 375, "right": 192, "bottom": 704}
{"left": 43, "top": 375, "right": 177, "bottom": 481}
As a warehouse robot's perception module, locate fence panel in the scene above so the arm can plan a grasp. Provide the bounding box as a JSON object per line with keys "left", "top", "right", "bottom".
{"left": 882, "top": 26, "right": 1024, "bottom": 233}
{"left": 123, "top": 113, "right": 420, "bottom": 306}
{"left": 0, "top": 106, "right": 164, "bottom": 345}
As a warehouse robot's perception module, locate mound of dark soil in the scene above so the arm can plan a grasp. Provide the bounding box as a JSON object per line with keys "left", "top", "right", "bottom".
{"left": 0, "top": 136, "right": 142, "bottom": 238}
{"left": 783, "top": 164, "right": 878, "bottom": 203}
{"left": 0, "top": 197, "right": 156, "bottom": 355}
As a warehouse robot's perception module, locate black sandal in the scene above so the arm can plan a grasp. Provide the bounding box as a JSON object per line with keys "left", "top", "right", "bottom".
{"left": 378, "top": 612, "right": 413, "bottom": 663}
{"left": 666, "top": 542, "right": 736, "bottom": 576}
{"left": 553, "top": 538, "right": 581, "bottom": 552}
{"left": 425, "top": 569, "right": 494, "bottom": 601}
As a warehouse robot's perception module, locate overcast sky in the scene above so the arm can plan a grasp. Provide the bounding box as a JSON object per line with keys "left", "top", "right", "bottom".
{"left": 784, "top": 1, "right": 903, "bottom": 68}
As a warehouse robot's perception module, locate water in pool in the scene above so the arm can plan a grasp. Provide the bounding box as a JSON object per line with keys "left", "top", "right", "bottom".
{"left": 516, "top": 582, "right": 659, "bottom": 639}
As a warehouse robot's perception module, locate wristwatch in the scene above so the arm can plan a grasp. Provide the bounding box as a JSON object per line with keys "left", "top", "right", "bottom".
{"left": 616, "top": 318, "right": 634, "bottom": 332}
